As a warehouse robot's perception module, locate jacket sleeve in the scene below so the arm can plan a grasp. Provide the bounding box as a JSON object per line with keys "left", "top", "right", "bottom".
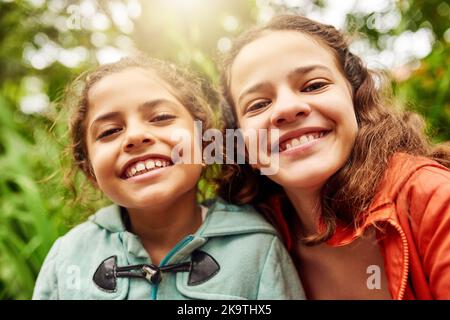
{"left": 408, "top": 166, "right": 450, "bottom": 299}
{"left": 257, "top": 236, "right": 306, "bottom": 299}
{"left": 32, "top": 237, "right": 62, "bottom": 300}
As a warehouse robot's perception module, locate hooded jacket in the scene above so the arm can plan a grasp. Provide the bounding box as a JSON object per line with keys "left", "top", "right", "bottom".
{"left": 33, "top": 199, "right": 305, "bottom": 300}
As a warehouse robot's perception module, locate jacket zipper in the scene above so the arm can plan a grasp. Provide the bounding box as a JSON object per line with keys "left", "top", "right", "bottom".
{"left": 390, "top": 220, "right": 409, "bottom": 300}
{"left": 150, "top": 235, "right": 194, "bottom": 300}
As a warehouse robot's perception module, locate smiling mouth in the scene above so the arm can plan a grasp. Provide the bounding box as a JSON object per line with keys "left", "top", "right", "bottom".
{"left": 279, "top": 130, "right": 331, "bottom": 152}
{"left": 122, "top": 158, "right": 174, "bottom": 179}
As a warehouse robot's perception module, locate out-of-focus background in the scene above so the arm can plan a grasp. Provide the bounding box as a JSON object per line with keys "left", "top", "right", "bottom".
{"left": 0, "top": 0, "right": 449, "bottom": 299}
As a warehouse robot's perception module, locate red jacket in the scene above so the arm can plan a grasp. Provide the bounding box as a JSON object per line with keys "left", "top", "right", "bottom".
{"left": 274, "top": 153, "right": 450, "bottom": 299}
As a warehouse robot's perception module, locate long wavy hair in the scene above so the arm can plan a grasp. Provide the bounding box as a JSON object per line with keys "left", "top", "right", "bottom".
{"left": 218, "top": 15, "right": 450, "bottom": 246}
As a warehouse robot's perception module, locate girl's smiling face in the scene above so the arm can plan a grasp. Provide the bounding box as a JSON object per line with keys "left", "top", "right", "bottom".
{"left": 229, "top": 30, "right": 358, "bottom": 192}
{"left": 85, "top": 67, "right": 203, "bottom": 209}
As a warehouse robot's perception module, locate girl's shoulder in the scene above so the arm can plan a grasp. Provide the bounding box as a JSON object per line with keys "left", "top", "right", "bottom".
{"left": 366, "top": 152, "right": 449, "bottom": 224}
{"left": 374, "top": 152, "right": 450, "bottom": 225}
{"left": 49, "top": 205, "right": 126, "bottom": 261}
{"left": 33, "top": 205, "right": 127, "bottom": 299}
{"left": 379, "top": 152, "right": 449, "bottom": 199}
{"left": 203, "top": 197, "right": 257, "bottom": 214}
{"left": 393, "top": 152, "right": 449, "bottom": 212}
{"left": 200, "top": 197, "right": 278, "bottom": 237}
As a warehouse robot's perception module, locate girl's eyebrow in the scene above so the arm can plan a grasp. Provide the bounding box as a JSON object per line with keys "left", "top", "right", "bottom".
{"left": 237, "top": 82, "right": 271, "bottom": 107}
{"left": 137, "top": 99, "right": 175, "bottom": 112}
{"left": 237, "top": 64, "right": 332, "bottom": 106}
{"left": 287, "top": 64, "right": 332, "bottom": 81}
{"left": 89, "top": 99, "right": 174, "bottom": 133}
{"left": 89, "top": 111, "right": 121, "bottom": 133}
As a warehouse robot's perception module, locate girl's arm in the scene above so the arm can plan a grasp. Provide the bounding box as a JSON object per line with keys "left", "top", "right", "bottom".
{"left": 257, "top": 236, "right": 306, "bottom": 299}
{"left": 32, "top": 238, "right": 62, "bottom": 300}
{"left": 408, "top": 165, "right": 450, "bottom": 299}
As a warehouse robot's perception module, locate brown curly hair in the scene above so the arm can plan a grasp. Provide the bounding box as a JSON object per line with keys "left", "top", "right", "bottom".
{"left": 64, "top": 54, "right": 222, "bottom": 206}
{"left": 218, "top": 15, "right": 450, "bottom": 246}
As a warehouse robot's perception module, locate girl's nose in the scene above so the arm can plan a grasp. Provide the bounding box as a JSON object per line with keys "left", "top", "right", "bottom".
{"left": 123, "top": 126, "right": 155, "bottom": 152}
{"left": 270, "top": 89, "right": 312, "bottom": 126}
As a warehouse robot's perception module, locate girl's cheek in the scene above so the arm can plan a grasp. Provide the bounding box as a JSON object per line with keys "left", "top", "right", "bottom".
{"left": 240, "top": 116, "right": 266, "bottom": 131}
{"left": 91, "top": 143, "right": 118, "bottom": 164}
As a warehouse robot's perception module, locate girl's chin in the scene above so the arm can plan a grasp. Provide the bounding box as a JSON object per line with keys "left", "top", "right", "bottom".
{"left": 119, "top": 199, "right": 169, "bottom": 211}
{"left": 274, "top": 176, "right": 328, "bottom": 191}
{"left": 270, "top": 166, "right": 336, "bottom": 190}
{"left": 116, "top": 183, "right": 199, "bottom": 209}
{"left": 113, "top": 190, "right": 172, "bottom": 208}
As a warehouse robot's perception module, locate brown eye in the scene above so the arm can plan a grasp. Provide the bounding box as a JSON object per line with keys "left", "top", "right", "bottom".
{"left": 303, "top": 82, "right": 328, "bottom": 92}
{"left": 150, "top": 113, "right": 176, "bottom": 122}
{"left": 246, "top": 100, "right": 271, "bottom": 113}
{"left": 97, "top": 128, "right": 122, "bottom": 140}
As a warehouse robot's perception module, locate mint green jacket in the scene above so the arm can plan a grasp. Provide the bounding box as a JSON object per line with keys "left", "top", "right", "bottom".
{"left": 33, "top": 199, "right": 305, "bottom": 300}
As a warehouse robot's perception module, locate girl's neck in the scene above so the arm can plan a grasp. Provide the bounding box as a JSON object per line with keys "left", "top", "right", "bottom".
{"left": 284, "top": 186, "right": 322, "bottom": 237}
{"left": 124, "top": 188, "right": 202, "bottom": 263}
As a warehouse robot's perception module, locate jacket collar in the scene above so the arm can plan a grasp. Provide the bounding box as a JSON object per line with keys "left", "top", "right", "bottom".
{"left": 88, "top": 204, "right": 125, "bottom": 233}
{"left": 88, "top": 198, "right": 277, "bottom": 238}
{"left": 197, "top": 198, "right": 277, "bottom": 237}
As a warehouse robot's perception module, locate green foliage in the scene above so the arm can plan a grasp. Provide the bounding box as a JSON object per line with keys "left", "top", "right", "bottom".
{"left": 393, "top": 42, "right": 450, "bottom": 142}
{"left": 0, "top": 1, "right": 112, "bottom": 298}
{"left": 344, "top": 0, "right": 450, "bottom": 141}
{"left": 0, "top": 96, "right": 60, "bottom": 299}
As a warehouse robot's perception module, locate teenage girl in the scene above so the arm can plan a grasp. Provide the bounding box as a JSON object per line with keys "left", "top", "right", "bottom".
{"left": 219, "top": 15, "right": 450, "bottom": 299}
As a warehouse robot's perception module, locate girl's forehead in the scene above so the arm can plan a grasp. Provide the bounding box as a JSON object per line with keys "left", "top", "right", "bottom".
{"left": 230, "top": 30, "right": 340, "bottom": 95}
{"left": 88, "top": 67, "right": 171, "bottom": 100}
{"left": 85, "top": 67, "right": 188, "bottom": 121}
{"left": 232, "top": 30, "right": 337, "bottom": 74}
{"left": 89, "top": 68, "right": 183, "bottom": 106}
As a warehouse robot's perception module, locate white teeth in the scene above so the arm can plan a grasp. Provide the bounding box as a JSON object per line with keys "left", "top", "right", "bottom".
{"left": 136, "top": 163, "right": 145, "bottom": 171}
{"left": 145, "top": 160, "right": 155, "bottom": 170}
{"left": 125, "top": 158, "right": 171, "bottom": 178}
{"left": 299, "top": 136, "right": 309, "bottom": 144}
{"left": 283, "top": 131, "right": 327, "bottom": 151}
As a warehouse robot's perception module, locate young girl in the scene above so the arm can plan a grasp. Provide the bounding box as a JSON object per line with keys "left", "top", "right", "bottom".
{"left": 32, "top": 55, "right": 305, "bottom": 299}
{"left": 219, "top": 15, "right": 450, "bottom": 299}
